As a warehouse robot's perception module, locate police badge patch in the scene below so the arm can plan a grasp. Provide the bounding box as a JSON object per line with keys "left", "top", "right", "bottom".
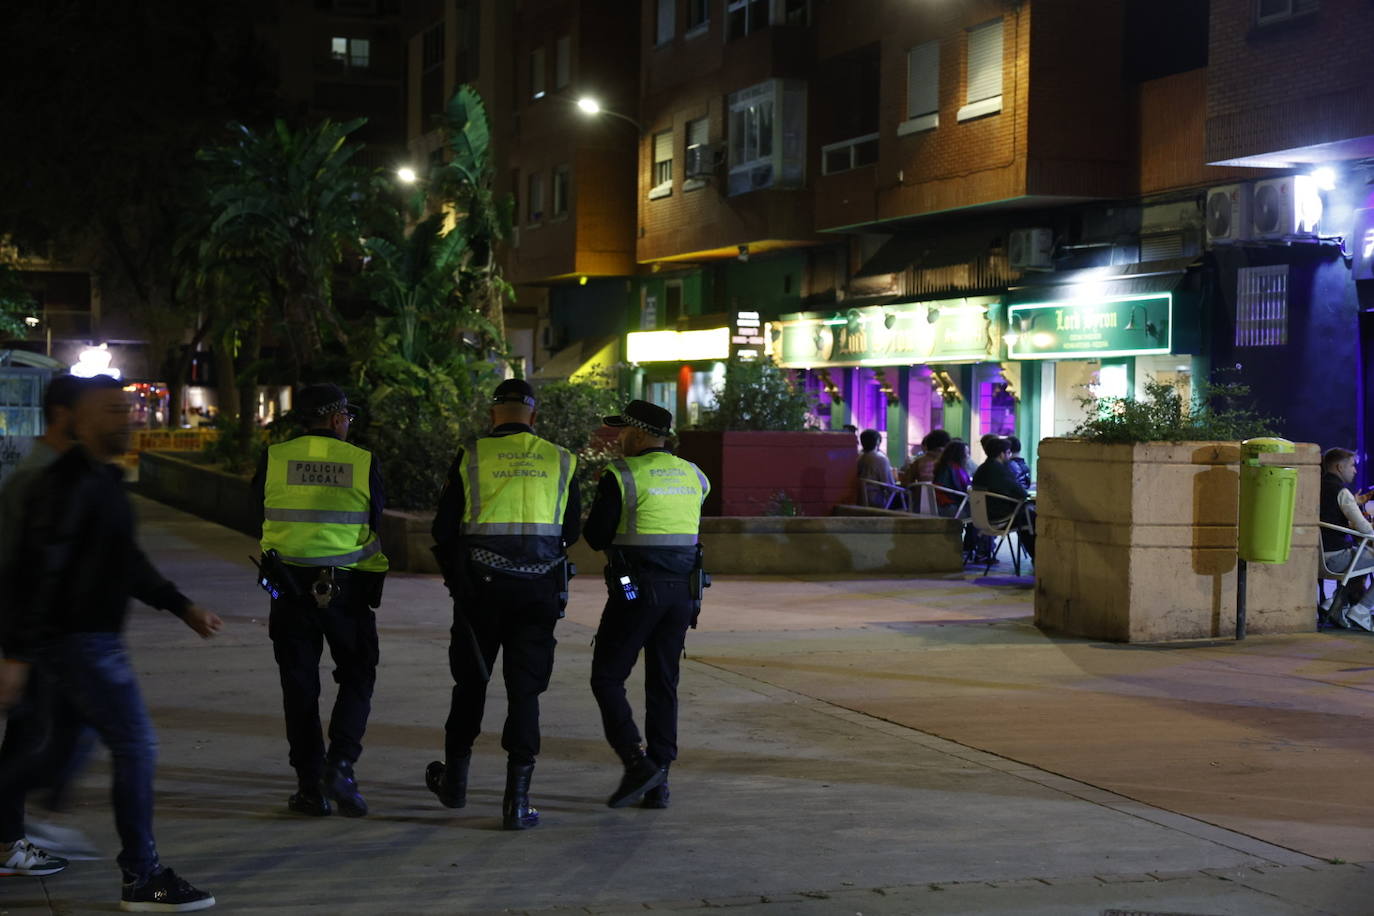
{"left": 287, "top": 460, "right": 354, "bottom": 487}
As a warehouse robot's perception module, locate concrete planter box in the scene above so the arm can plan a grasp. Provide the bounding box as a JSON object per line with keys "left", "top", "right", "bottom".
{"left": 139, "top": 450, "right": 258, "bottom": 535}
{"left": 1034, "top": 438, "right": 1320, "bottom": 642}
{"left": 140, "top": 449, "right": 961, "bottom": 576}
{"left": 676, "top": 429, "right": 858, "bottom": 517}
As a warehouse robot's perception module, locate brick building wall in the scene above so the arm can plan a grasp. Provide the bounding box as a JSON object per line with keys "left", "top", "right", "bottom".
{"left": 1138, "top": 69, "right": 1268, "bottom": 195}
{"left": 636, "top": 0, "right": 818, "bottom": 263}
{"left": 1207, "top": 0, "right": 1374, "bottom": 164}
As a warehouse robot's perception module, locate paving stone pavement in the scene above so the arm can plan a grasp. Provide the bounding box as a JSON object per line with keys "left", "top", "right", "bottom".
{"left": 2, "top": 495, "right": 1372, "bottom": 915}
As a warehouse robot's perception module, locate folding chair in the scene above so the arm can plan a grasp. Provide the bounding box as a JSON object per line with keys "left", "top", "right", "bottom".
{"left": 967, "top": 489, "right": 1031, "bottom": 576}
{"left": 860, "top": 479, "right": 910, "bottom": 511}
{"left": 1317, "top": 522, "right": 1374, "bottom": 618}
{"left": 907, "top": 481, "right": 968, "bottom": 518}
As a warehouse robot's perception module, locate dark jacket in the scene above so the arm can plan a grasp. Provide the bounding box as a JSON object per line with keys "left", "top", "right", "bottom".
{"left": 432, "top": 423, "right": 582, "bottom": 563}
{"left": 1320, "top": 471, "right": 1363, "bottom": 551}
{"left": 5, "top": 446, "right": 190, "bottom": 659}
{"left": 971, "top": 458, "right": 1028, "bottom": 522}
{"left": 584, "top": 447, "right": 696, "bottom": 577}
{"left": 251, "top": 429, "right": 386, "bottom": 534}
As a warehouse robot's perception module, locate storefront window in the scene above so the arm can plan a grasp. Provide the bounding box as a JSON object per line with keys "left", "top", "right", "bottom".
{"left": 975, "top": 364, "right": 1017, "bottom": 444}
{"left": 1134, "top": 354, "right": 1192, "bottom": 404}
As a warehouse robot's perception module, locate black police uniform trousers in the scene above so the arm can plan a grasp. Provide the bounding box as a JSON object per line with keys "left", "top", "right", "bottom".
{"left": 445, "top": 573, "right": 562, "bottom": 766}
{"left": 590, "top": 577, "right": 695, "bottom": 767}
{"left": 269, "top": 578, "right": 379, "bottom": 785}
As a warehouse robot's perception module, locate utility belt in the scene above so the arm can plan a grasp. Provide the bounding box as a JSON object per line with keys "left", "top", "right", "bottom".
{"left": 605, "top": 544, "right": 711, "bottom": 628}
{"left": 253, "top": 549, "right": 385, "bottom": 609}
{"left": 432, "top": 544, "right": 576, "bottom": 617}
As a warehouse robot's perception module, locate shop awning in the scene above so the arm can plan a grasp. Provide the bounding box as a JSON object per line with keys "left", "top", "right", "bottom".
{"left": 530, "top": 335, "right": 618, "bottom": 382}
{"left": 855, "top": 229, "right": 999, "bottom": 278}
{"left": 1005, "top": 257, "right": 1197, "bottom": 305}
{"left": 1003, "top": 259, "right": 1201, "bottom": 360}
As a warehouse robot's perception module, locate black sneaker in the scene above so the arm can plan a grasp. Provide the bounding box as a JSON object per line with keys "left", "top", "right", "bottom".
{"left": 287, "top": 789, "right": 331, "bottom": 816}
{"left": 119, "top": 867, "right": 215, "bottom": 912}
{"left": 321, "top": 759, "right": 367, "bottom": 818}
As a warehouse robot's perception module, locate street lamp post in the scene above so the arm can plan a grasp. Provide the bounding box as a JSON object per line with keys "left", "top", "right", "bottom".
{"left": 575, "top": 96, "right": 643, "bottom": 132}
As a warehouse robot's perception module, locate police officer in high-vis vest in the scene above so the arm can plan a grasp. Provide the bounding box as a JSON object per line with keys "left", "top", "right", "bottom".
{"left": 252, "top": 383, "right": 388, "bottom": 819}
{"left": 426, "top": 378, "right": 581, "bottom": 830}
{"left": 584, "top": 400, "right": 710, "bottom": 810}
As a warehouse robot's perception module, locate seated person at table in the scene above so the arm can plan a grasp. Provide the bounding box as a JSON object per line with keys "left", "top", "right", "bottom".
{"left": 856, "top": 429, "right": 898, "bottom": 507}
{"left": 901, "top": 430, "right": 950, "bottom": 486}
{"left": 1320, "top": 447, "right": 1374, "bottom": 627}
{"left": 972, "top": 437, "right": 1035, "bottom": 559}
{"left": 1005, "top": 436, "right": 1032, "bottom": 490}
{"left": 932, "top": 441, "right": 972, "bottom": 518}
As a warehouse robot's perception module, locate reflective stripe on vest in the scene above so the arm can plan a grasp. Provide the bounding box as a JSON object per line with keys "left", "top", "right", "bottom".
{"left": 610, "top": 452, "right": 708, "bottom": 547}
{"left": 458, "top": 433, "right": 575, "bottom": 537}
{"left": 260, "top": 436, "right": 389, "bottom": 572}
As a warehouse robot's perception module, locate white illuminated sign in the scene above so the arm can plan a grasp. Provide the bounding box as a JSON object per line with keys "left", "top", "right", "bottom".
{"left": 72, "top": 343, "right": 122, "bottom": 380}
{"left": 626, "top": 327, "right": 731, "bottom": 363}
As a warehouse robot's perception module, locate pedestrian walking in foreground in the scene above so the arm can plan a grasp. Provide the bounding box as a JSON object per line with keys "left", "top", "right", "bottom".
{"left": 585, "top": 400, "right": 710, "bottom": 809}
{"left": 1, "top": 374, "right": 222, "bottom": 912}
{"left": 426, "top": 378, "right": 580, "bottom": 830}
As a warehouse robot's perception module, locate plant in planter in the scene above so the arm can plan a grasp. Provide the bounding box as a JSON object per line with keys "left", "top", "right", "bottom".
{"left": 1069, "top": 374, "right": 1280, "bottom": 444}
{"left": 1036, "top": 372, "right": 1314, "bottom": 643}
{"left": 695, "top": 357, "right": 817, "bottom": 431}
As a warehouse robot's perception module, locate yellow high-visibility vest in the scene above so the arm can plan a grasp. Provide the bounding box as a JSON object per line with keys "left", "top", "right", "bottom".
{"left": 458, "top": 433, "right": 575, "bottom": 538}
{"left": 608, "top": 451, "right": 709, "bottom": 547}
{"left": 261, "top": 435, "right": 388, "bottom": 571}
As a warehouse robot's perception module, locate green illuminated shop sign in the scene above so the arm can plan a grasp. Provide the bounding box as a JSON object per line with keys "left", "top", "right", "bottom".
{"left": 774, "top": 296, "right": 997, "bottom": 367}
{"left": 1005, "top": 293, "right": 1172, "bottom": 360}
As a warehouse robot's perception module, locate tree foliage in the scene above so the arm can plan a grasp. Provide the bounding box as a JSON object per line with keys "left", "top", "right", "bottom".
{"left": 696, "top": 358, "right": 816, "bottom": 431}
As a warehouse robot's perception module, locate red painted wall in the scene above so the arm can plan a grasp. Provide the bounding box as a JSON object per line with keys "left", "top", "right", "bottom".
{"left": 677, "top": 430, "right": 858, "bottom": 517}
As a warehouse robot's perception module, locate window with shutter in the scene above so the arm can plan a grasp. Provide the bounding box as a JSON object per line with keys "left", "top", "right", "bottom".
{"left": 651, "top": 130, "right": 674, "bottom": 198}
{"left": 555, "top": 36, "right": 570, "bottom": 88}
{"left": 899, "top": 39, "right": 940, "bottom": 135}
{"left": 530, "top": 47, "right": 545, "bottom": 99}
{"left": 657, "top": 0, "right": 676, "bottom": 45}
{"left": 958, "top": 19, "right": 1002, "bottom": 121}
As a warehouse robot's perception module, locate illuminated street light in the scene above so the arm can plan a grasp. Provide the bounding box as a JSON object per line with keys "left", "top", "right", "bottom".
{"left": 574, "top": 96, "right": 643, "bottom": 132}
{"left": 396, "top": 166, "right": 418, "bottom": 184}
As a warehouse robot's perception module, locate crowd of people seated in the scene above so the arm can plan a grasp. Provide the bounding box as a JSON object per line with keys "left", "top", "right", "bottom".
{"left": 854, "top": 428, "right": 1035, "bottom": 564}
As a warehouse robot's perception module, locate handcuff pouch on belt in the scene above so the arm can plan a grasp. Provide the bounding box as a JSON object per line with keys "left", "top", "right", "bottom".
{"left": 253, "top": 550, "right": 385, "bottom": 609}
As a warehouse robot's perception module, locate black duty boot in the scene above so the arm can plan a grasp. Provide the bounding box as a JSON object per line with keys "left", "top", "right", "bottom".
{"left": 287, "top": 779, "right": 331, "bottom": 816}
{"left": 640, "top": 767, "right": 670, "bottom": 809}
{"left": 502, "top": 762, "right": 539, "bottom": 830}
{"left": 607, "top": 747, "right": 666, "bottom": 809}
{"left": 425, "top": 754, "right": 470, "bottom": 809}
{"left": 322, "top": 757, "right": 368, "bottom": 818}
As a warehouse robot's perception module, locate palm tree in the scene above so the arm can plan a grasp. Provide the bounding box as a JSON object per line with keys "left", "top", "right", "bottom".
{"left": 197, "top": 118, "right": 371, "bottom": 377}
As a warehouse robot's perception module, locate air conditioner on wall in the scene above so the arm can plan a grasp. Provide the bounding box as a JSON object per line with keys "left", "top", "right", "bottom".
{"left": 1008, "top": 228, "right": 1053, "bottom": 269}
{"left": 1205, "top": 183, "right": 1252, "bottom": 245}
{"left": 1251, "top": 175, "right": 1322, "bottom": 240}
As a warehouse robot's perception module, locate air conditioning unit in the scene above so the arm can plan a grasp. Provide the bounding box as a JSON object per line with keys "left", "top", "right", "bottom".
{"left": 1008, "top": 228, "right": 1054, "bottom": 269}
{"left": 1251, "top": 175, "right": 1322, "bottom": 240}
{"left": 684, "top": 143, "right": 721, "bottom": 179}
{"left": 1205, "top": 183, "right": 1252, "bottom": 245}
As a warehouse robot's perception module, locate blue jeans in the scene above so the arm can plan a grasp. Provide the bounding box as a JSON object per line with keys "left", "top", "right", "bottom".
{"left": 40, "top": 633, "right": 160, "bottom": 882}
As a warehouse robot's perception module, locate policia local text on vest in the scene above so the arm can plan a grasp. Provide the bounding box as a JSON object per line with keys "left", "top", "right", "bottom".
{"left": 584, "top": 399, "right": 710, "bottom": 811}
{"left": 253, "top": 383, "right": 387, "bottom": 819}
{"left": 425, "top": 378, "right": 581, "bottom": 830}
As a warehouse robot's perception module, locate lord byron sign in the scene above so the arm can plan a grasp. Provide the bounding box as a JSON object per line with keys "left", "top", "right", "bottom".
{"left": 774, "top": 297, "right": 996, "bottom": 367}
{"left": 1006, "top": 293, "right": 1173, "bottom": 360}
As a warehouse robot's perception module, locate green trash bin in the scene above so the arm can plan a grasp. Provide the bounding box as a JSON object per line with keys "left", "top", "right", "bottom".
{"left": 1237, "top": 437, "right": 1297, "bottom": 564}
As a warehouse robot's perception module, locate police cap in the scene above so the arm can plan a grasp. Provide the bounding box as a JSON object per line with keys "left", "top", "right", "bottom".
{"left": 295, "top": 383, "right": 357, "bottom": 421}
{"left": 604, "top": 400, "right": 673, "bottom": 438}
{"left": 491, "top": 377, "right": 537, "bottom": 407}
